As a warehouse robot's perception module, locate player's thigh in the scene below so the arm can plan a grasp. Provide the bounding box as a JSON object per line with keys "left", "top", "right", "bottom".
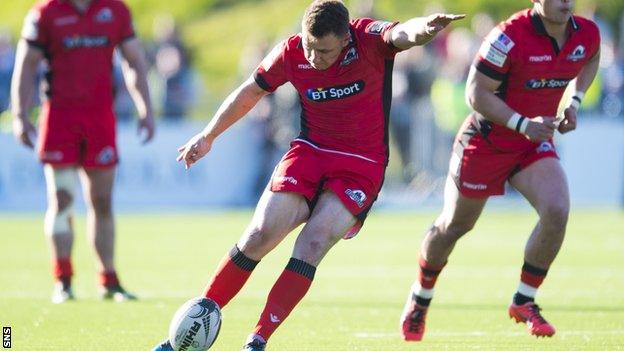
{"left": 292, "top": 191, "right": 356, "bottom": 265}
{"left": 437, "top": 176, "right": 488, "bottom": 234}
{"left": 243, "top": 189, "right": 310, "bottom": 240}
{"left": 43, "top": 164, "right": 79, "bottom": 209}
{"left": 509, "top": 156, "right": 569, "bottom": 216}
{"left": 79, "top": 167, "right": 116, "bottom": 208}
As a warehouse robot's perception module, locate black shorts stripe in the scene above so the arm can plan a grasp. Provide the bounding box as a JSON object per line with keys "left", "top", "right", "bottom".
{"left": 451, "top": 122, "right": 478, "bottom": 186}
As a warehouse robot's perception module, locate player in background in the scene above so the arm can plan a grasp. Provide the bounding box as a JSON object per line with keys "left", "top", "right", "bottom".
{"left": 153, "top": 1, "right": 463, "bottom": 350}
{"left": 11, "top": 0, "right": 154, "bottom": 303}
{"left": 401, "top": 0, "right": 600, "bottom": 341}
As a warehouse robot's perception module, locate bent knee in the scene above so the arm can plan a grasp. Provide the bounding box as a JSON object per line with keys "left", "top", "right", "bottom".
{"left": 239, "top": 225, "right": 279, "bottom": 254}
{"left": 294, "top": 239, "right": 329, "bottom": 265}
{"left": 539, "top": 204, "right": 569, "bottom": 231}
{"left": 439, "top": 219, "right": 475, "bottom": 240}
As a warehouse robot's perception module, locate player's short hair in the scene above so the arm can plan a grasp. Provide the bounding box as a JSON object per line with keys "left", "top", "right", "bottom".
{"left": 303, "top": 0, "right": 350, "bottom": 38}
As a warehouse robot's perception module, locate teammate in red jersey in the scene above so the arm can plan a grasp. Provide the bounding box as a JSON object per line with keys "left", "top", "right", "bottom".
{"left": 401, "top": 0, "right": 600, "bottom": 341}
{"left": 153, "top": 1, "right": 462, "bottom": 350}
{"left": 11, "top": 0, "right": 154, "bottom": 303}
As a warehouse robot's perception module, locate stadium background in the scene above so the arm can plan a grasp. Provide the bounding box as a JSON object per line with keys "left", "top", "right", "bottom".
{"left": 0, "top": 1, "right": 622, "bottom": 350}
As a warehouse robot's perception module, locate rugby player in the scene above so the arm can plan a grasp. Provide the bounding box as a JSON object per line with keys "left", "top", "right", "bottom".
{"left": 400, "top": 0, "right": 600, "bottom": 341}
{"left": 12, "top": 0, "right": 154, "bottom": 303}
{"left": 153, "top": 1, "right": 463, "bottom": 350}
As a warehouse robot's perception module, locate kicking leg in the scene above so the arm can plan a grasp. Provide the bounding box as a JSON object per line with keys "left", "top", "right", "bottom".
{"left": 245, "top": 191, "right": 356, "bottom": 349}
{"left": 203, "top": 189, "right": 310, "bottom": 308}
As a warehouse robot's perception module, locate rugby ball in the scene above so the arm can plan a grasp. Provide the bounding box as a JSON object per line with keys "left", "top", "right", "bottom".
{"left": 168, "top": 297, "right": 222, "bottom": 351}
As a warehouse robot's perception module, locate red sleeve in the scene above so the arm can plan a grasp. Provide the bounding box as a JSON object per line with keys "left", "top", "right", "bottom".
{"left": 116, "top": 1, "right": 136, "bottom": 44}
{"left": 473, "top": 25, "right": 516, "bottom": 81}
{"left": 352, "top": 18, "right": 402, "bottom": 59}
{"left": 21, "top": 3, "right": 49, "bottom": 49}
{"left": 253, "top": 40, "right": 288, "bottom": 93}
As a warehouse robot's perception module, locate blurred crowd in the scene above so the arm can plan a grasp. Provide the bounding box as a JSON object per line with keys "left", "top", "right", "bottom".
{"left": 0, "top": 7, "right": 623, "bottom": 195}
{"left": 0, "top": 14, "right": 202, "bottom": 122}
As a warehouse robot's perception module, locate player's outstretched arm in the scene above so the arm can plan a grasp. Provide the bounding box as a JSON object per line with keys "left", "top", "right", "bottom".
{"left": 559, "top": 49, "right": 600, "bottom": 134}
{"left": 466, "top": 66, "right": 555, "bottom": 142}
{"left": 119, "top": 37, "right": 155, "bottom": 144}
{"left": 390, "top": 13, "right": 465, "bottom": 50}
{"left": 10, "top": 40, "right": 43, "bottom": 149}
{"left": 176, "top": 76, "right": 269, "bottom": 169}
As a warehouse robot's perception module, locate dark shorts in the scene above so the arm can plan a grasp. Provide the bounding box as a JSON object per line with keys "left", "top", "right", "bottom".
{"left": 38, "top": 104, "right": 118, "bottom": 169}
{"left": 270, "top": 140, "right": 385, "bottom": 238}
{"left": 450, "top": 119, "right": 558, "bottom": 198}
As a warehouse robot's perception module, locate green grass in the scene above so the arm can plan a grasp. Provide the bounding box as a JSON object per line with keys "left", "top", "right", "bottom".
{"left": 1, "top": 210, "right": 623, "bottom": 350}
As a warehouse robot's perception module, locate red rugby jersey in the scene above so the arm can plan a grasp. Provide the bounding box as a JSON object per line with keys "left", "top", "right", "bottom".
{"left": 473, "top": 10, "right": 600, "bottom": 145}
{"left": 21, "top": 0, "right": 135, "bottom": 109}
{"left": 254, "top": 18, "right": 404, "bottom": 165}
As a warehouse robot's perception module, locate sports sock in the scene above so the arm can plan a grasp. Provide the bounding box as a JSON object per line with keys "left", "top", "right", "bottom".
{"left": 413, "top": 256, "right": 446, "bottom": 307}
{"left": 513, "top": 261, "right": 548, "bottom": 305}
{"left": 253, "top": 258, "right": 316, "bottom": 341}
{"left": 100, "top": 270, "right": 120, "bottom": 288}
{"left": 203, "top": 245, "right": 259, "bottom": 308}
{"left": 53, "top": 257, "right": 73, "bottom": 288}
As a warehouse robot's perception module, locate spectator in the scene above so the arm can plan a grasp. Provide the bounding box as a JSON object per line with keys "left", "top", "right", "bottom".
{"left": 0, "top": 29, "right": 14, "bottom": 114}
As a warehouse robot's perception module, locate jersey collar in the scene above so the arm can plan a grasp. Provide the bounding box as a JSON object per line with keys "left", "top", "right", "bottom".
{"left": 529, "top": 9, "right": 579, "bottom": 55}
{"left": 529, "top": 9, "right": 580, "bottom": 36}
{"left": 61, "top": 0, "right": 100, "bottom": 16}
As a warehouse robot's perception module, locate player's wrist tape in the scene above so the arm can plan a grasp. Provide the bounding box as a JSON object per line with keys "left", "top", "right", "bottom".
{"left": 506, "top": 112, "right": 528, "bottom": 134}
{"left": 569, "top": 91, "right": 584, "bottom": 110}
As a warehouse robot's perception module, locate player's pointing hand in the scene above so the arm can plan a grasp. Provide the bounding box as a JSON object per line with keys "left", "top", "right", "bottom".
{"left": 176, "top": 133, "right": 213, "bottom": 170}
{"left": 425, "top": 13, "right": 466, "bottom": 35}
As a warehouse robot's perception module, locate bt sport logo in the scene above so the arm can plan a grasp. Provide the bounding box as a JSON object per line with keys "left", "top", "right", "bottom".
{"left": 525, "top": 78, "right": 570, "bottom": 89}
{"left": 63, "top": 35, "right": 109, "bottom": 49}
{"left": 306, "top": 80, "right": 365, "bottom": 102}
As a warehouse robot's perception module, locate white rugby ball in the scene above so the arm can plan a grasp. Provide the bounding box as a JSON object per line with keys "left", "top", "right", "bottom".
{"left": 168, "top": 297, "right": 222, "bottom": 351}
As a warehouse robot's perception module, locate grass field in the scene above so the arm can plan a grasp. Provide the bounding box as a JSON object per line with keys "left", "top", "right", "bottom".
{"left": 1, "top": 210, "right": 623, "bottom": 350}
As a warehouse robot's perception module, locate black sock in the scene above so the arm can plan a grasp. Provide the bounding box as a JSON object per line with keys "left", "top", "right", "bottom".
{"left": 513, "top": 292, "right": 534, "bottom": 305}
{"left": 414, "top": 294, "right": 432, "bottom": 307}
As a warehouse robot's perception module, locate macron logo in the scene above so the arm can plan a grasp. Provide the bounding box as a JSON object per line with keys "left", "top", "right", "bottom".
{"left": 462, "top": 182, "right": 487, "bottom": 190}
{"left": 270, "top": 313, "right": 280, "bottom": 323}
{"left": 529, "top": 55, "right": 552, "bottom": 62}
{"left": 276, "top": 176, "right": 298, "bottom": 185}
